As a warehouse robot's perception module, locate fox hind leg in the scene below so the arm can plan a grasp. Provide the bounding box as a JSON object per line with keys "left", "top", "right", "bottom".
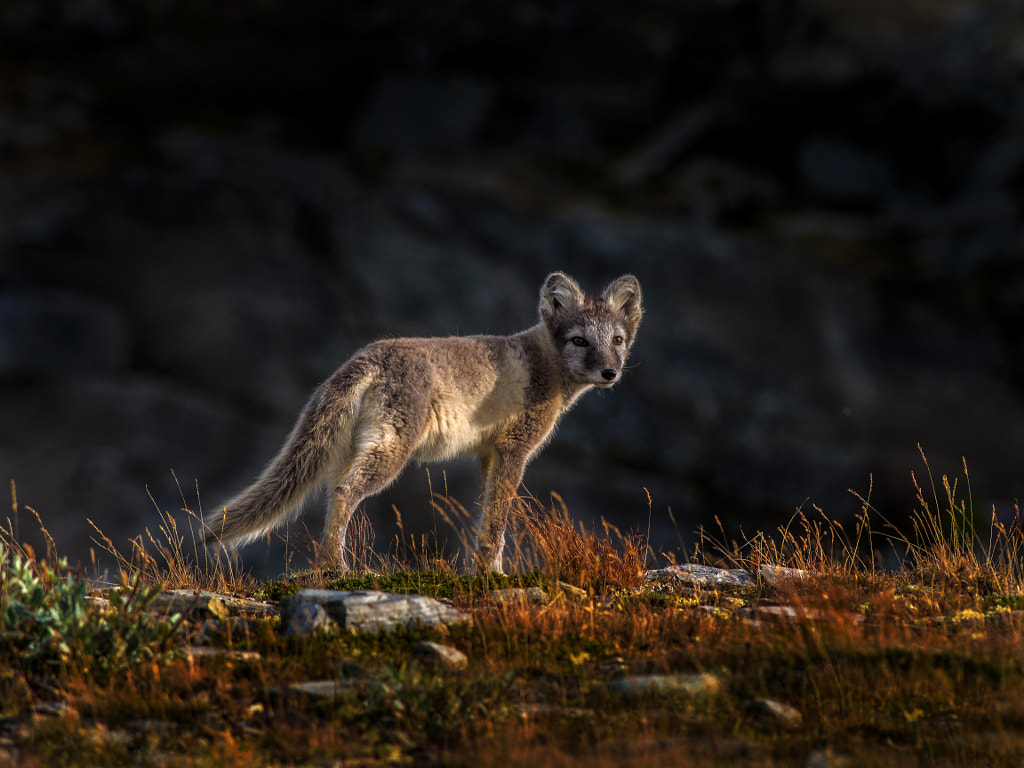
{"left": 321, "top": 426, "right": 422, "bottom": 570}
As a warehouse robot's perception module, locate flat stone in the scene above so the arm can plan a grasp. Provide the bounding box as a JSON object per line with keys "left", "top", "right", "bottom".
{"left": 413, "top": 641, "right": 468, "bottom": 670}
{"left": 606, "top": 673, "right": 721, "bottom": 698}
{"left": 282, "top": 590, "right": 471, "bottom": 634}
{"left": 645, "top": 564, "right": 755, "bottom": 588}
{"left": 758, "top": 565, "right": 809, "bottom": 586}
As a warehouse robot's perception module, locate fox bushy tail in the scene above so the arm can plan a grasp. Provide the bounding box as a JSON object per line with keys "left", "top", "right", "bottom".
{"left": 203, "top": 372, "right": 365, "bottom": 547}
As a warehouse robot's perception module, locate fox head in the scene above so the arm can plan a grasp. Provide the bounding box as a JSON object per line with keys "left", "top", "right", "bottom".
{"left": 539, "top": 272, "right": 643, "bottom": 388}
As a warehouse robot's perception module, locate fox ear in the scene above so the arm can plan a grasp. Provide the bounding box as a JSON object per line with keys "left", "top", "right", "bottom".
{"left": 601, "top": 275, "right": 643, "bottom": 331}
{"left": 539, "top": 272, "right": 585, "bottom": 322}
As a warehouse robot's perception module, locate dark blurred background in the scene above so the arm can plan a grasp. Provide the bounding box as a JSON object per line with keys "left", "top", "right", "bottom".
{"left": 2, "top": 0, "right": 1023, "bottom": 574}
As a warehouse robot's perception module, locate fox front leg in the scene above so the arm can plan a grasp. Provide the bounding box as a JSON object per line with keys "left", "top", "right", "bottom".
{"left": 474, "top": 448, "right": 530, "bottom": 574}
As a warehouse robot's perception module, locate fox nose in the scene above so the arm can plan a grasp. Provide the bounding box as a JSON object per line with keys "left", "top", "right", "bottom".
{"left": 601, "top": 368, "right": 618, "bottom": 381}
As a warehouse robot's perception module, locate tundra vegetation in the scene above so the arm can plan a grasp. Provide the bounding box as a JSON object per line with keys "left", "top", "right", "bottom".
{"left": 3, "top": 452, "right": 1024, "bottom": 767}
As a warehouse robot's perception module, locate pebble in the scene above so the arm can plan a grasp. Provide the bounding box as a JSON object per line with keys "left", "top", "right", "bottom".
{"left": 744, "top": 698, "right": 803, "bottom": 730}
{"left": 413, "top": 641, "right": 468, "bottom": 670}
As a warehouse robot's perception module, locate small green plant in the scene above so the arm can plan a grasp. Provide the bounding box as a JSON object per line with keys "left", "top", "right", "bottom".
{"left": 0, "top": 544, "right": 181, "bottom": 678}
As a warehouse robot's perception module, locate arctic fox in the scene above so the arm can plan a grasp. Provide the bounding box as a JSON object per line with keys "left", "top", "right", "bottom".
{"left": 204, "top": 271, "right": 643, "bottom": 573}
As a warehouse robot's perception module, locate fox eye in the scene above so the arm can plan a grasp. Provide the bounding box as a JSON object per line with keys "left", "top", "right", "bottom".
{"left": 570, "top": 336, "right": 588, "bottom": 347}
{"left": 612, "top": 335, "right": 624, "bottom": 346}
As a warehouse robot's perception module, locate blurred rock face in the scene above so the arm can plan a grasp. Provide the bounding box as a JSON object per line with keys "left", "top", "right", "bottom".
{"left": 1, "top": 1, "right": 1022, "bottom": 572}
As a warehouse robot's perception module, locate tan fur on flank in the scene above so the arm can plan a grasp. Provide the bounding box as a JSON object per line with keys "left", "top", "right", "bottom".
{"left": 204, "top": 272, "right": 643, "bottom": 573}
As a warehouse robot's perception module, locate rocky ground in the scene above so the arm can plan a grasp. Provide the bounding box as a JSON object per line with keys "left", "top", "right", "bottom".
{"left": 2, "top": 1, "right": 1023, "bottom": 573}
{"left": 7, "top": 559, "right": 1024, "bottom": 767}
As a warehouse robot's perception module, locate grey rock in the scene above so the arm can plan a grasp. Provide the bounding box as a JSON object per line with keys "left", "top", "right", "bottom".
{"left": 606, "top": 673, "right": 721, "bottom": 698}
{"left": 645, "top": 564, "right": 755, "bottom": 588}
{"left": 282, "top": 589, "right": 471, "bottom": 634}
{"left": 758, "top": 565, "right": 808, "bottom": 586}
{"left": 413, "top": 641, "right": 468, "bottom": 670}
{"left": 280, "top": 601, "right": 333, "bottom": 638}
